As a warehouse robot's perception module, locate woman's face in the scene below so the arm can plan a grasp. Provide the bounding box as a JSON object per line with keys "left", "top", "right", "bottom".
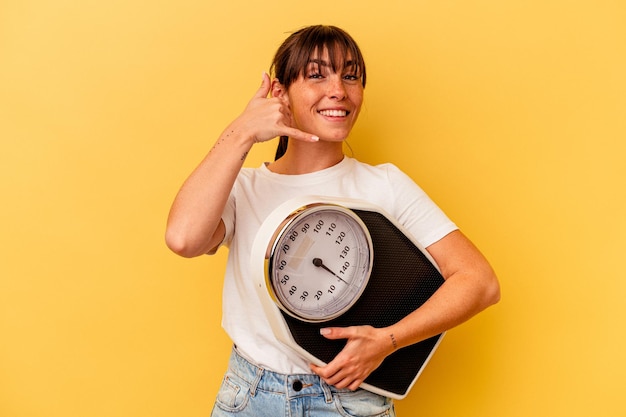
{"left": 276, "top": 48, "right": 364, "bottom": 142}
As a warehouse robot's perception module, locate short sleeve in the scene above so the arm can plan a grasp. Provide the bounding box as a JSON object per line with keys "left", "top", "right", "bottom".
{"left": 208, "top": 188, "right": 236, "bottom": 254}
{"left": 385, "top": 164, "right": 458, "bottom": 248}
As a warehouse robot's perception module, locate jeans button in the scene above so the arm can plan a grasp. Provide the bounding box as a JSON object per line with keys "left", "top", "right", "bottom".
{"left": 292, "top": 380, "right": 303, "bottom": 392}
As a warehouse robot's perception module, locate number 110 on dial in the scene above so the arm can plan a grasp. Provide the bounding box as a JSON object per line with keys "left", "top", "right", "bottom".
{"left": 267, "top": 204, "right": 374, "bottom": 322}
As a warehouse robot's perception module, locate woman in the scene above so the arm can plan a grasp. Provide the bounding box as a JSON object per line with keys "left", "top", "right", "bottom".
{"left": 166, "top": 25, "right": 500, "bottom": 417}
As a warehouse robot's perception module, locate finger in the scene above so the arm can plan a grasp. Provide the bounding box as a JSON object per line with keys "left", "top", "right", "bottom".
{"left": 312, "top": 359, "right": 363, "bottom": 390}
{"left": 347, "top": 379, "right": 362, "bottom": 391}
{"left": 271, "top": 95, "right": 318, "bottom": 142}
{"left": 331, "top": 373, "right": 358, "bottom": 390}
{"left": 320, "top": 367, "right": 359, "bottom": 390}
{"left": 310, "top": 362, "right": 338, "bottom": 380}
{"left": 281, "top": 126, "right": 319, "bottom": 143}
{"left": 319, "top": 327, "right": 349, "bottom": 340}
{"left": 253, "top": 72, "right": 271, "bottom": 99}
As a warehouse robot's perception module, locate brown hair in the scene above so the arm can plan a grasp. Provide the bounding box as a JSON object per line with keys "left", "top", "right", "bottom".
{"left": 270, "top": 25, "right": 367, "bottom": 160}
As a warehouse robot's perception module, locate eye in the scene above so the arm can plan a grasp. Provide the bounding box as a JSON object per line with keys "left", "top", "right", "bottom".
{"left": 307, "top": 72, "right": 323, "bottom": 79}
{"left": 342, "top": 73, "right": 361, "bottom": 84}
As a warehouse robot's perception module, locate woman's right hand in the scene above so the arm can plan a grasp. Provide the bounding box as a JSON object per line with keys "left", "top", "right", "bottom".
{"left": 166, "top": 73, "right": 318, "bottom": 258}
{"left": 233, "top": 73, "right": 318, "bottom": 144}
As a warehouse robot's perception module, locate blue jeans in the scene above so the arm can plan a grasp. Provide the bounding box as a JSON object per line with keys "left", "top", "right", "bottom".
{"left": 211, "top": 347, "right": 395, "bottom": 417}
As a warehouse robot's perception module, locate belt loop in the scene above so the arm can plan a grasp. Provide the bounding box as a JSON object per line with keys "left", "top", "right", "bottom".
{"left": 249, "top": 366, "right": 264, "bottom": 397}
{"left": 320, "top": 378, "right": 333, "bottom": 403}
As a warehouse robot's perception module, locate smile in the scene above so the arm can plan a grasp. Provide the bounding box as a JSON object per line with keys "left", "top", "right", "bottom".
{"left": 318, "top": 109, "right": 348, "bottom": 117}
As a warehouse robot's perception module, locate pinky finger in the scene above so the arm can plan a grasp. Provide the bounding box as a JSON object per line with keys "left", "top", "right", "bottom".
{"left": 348, "top": 379, "right": 363, "bottom": 391}
{"left": 282, "top": 127, "right": 319, "bottom": 143}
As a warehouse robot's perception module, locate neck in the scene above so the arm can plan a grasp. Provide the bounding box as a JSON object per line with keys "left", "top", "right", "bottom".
{"left": 267, "top": 141, "right": 344, "bottom": 175}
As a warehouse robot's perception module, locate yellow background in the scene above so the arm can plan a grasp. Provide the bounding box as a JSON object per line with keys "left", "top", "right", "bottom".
{"left": 1, "top": 1, "right": 624, "bottom": 416}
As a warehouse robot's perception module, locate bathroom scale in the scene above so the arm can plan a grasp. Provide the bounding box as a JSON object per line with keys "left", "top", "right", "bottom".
{"left": 251, "top": 195, "right": 445, "bottom": 399}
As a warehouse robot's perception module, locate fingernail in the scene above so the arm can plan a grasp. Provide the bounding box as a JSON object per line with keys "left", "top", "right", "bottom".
{"left": 311, "top": 136, "right": 319, "bottom": 142}
{"left": 320, "top": 328, "right": 330, "bottom": 335}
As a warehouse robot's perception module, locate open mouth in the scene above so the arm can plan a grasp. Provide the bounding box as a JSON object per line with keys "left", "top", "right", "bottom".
{"left": 318, "top": 109, "right": 348, "bottom": 117}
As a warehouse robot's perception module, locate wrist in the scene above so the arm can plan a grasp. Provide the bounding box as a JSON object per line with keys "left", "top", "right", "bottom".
{"left": 389, "top": 333, "right": 398, "bottom": 350}
{"left": 382, "top": 325, "right": 405, "bottom": 352}
{"left": 218, "top": 123, "right": 256, "bottom": 150}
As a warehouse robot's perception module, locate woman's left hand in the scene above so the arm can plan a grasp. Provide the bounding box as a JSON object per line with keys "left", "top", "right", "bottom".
{"left": 309, "top": 325, "right": 394, "bottom": 391}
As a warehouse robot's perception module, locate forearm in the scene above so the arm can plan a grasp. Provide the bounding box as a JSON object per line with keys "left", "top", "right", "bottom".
{"left": 387, "top": 230, "right": 500, "bottom": 350}
{"left": 312, "top": 233, "right": 499, "bottom": 389}
{"left": 386, "top": 269, "right": 499, "bottom": 350}
{"left": 165, "top": 123, "right": 254, "bottom": 257}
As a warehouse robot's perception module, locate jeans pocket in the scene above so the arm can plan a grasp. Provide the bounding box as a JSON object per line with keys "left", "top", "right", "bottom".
{"left": 214, "top": 372, "right": 251, "bottom": 413}
{"left": 333, "top": 389, "right": 395, "bottom": 417}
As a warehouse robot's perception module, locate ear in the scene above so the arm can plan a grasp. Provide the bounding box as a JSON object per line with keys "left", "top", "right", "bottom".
{"left": 271, "top": 78, "right": 287, "bottom": 99}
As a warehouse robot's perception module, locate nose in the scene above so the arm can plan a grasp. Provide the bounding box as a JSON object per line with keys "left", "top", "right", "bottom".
{"left": 327, "top": 75, "right": 347, "bottom": 100}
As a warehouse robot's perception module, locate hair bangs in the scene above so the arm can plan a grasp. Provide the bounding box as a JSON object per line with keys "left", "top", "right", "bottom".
{"left": 272, "top": 25, "right": 366, "bottom": 89}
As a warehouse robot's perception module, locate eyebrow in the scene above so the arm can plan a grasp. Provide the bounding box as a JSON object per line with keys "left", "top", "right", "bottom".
{"left": 307, "top": 59, "right": 359, "bottom": 69}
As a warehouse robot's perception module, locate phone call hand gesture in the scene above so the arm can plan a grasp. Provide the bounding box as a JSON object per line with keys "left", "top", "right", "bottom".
{"left": 233, "top": 73, "right": 319, "bottom": 145}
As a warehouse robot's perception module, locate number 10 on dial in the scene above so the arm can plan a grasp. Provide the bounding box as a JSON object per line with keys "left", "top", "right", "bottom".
{"left": 266, "top": 204, "right": 374, "bottom": 322}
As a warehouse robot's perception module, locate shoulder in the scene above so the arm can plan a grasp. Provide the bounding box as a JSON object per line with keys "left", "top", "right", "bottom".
{"left": 348, "top": 158, "right": 408, "bottom": 179}
{"left": 350, "top": 159, "right": 422, "bottom": 195}
{"left": 234, "top": 165, "right": 266, "bottom": 183}
{"left": 238, "top": 165, "right": 263, "bottom": 176}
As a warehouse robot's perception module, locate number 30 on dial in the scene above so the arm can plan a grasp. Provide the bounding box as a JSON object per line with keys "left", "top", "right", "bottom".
{"left": 266, "top": 204, "right": 374, "bottom": 322}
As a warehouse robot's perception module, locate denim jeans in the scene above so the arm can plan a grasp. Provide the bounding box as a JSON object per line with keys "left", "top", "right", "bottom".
{"left": 211, "top": 347, "right": 395, "bottom": 417}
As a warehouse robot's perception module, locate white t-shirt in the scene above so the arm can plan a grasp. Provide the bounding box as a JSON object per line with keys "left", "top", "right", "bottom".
{"left": 218, "top": 156, "right": 457, "bottom": 374}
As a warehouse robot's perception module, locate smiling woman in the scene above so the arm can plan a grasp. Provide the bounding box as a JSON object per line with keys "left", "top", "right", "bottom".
{"left": 165, "top": 24, "right": 499, "bottom": 417}
{"left": 271, "top": 48, "right": 364, "bottom": 147}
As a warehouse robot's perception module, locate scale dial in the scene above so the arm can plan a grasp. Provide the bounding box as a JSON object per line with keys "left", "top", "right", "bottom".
{"left": 267, "top": 204, "right": 373, "bottom": 322}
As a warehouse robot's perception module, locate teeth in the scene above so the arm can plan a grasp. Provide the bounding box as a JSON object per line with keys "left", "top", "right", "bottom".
{"left": 319, "top": 109, "right": 347, "bottom": 117}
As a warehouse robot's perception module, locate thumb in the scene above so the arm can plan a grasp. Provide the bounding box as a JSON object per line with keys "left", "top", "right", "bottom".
{"left": 253, "top": 72, "right": 271, "bottom": 99}
{"left": 319, "top": 327, "right": 349, "bottom": 340}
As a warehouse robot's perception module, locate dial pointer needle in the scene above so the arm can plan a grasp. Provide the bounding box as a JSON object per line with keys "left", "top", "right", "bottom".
{"left": 312, "top": 258, "right": 348, "bottom": 284}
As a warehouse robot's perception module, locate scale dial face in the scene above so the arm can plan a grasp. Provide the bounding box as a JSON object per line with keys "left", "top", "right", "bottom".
{"left": 267, "top": 204, "right": 373, "bottom": 322}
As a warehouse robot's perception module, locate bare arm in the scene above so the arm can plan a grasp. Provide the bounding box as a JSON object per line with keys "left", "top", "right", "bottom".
{"left": 311, "top": 230, "right": 500, "bottom": 390}
{"left": 165, "top": 73, "right": 318, "bottom": 257}
{"left": 388, "top": 230, "right": 500, "bottom": 345}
